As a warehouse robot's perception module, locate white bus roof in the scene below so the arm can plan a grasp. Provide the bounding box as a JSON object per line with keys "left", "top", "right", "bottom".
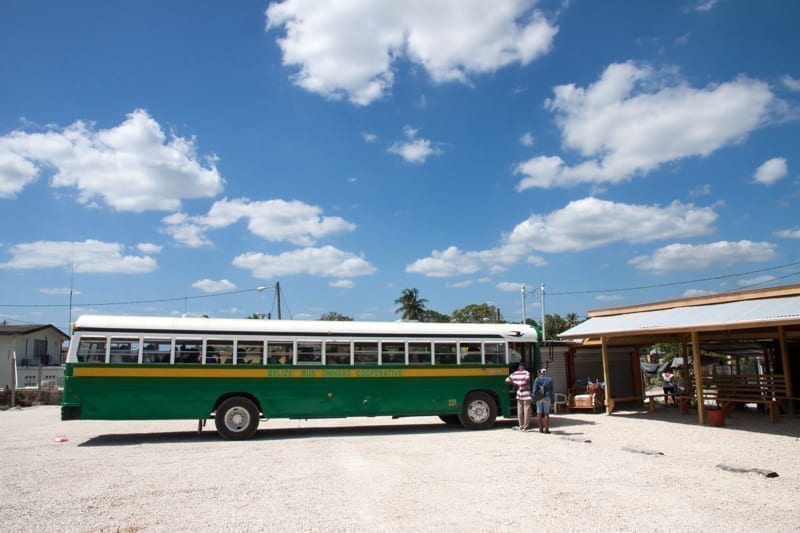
{"left": 72, "top": 314, "right": 540, "bottom": 341}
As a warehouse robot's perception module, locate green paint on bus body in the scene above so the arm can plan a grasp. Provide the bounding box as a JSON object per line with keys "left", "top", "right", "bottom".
{"left": 62, "top": 363, "right": 512, "bottom": 421}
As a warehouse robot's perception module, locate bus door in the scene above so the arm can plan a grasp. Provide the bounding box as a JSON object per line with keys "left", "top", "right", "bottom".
{"left": 508, "top": 342, "right": 539, "bottom": 417}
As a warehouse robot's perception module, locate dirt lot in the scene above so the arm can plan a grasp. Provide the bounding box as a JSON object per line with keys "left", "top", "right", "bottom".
{"left": 1, "top": 405, "right": 799, "bottom": 532}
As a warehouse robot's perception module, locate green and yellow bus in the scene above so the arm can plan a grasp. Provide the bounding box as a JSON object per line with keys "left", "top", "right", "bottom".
{"left": 62, "top": 314, "right": 541, "bottom": 439}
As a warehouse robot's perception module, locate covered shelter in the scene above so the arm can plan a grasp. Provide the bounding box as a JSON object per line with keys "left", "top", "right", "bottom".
{"left": 558, "top": 284, "right": 800, "bottom": 424}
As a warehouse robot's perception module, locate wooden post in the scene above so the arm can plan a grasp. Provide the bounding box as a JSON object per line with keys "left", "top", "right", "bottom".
{"left": 632, "top": 344, "right": 644, "bottom": 404}
{"left": 691, "top": 331, "right": 704, "bottom": 425}
{"left": 778, "top": 326, "right": 794, "bottom": 415}
{"left": 601, "top": 336, "right": 612, "bottom": 414}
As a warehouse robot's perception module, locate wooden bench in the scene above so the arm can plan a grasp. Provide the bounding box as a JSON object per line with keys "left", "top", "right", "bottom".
{"left": 644, "top": 393, "right": 684, "bottom": 412}
{"left": 568, "top": 383, "right": 603, "bottom": 412}
{"left": 685, "top": 374, "right": 791, "bottom": 423}
{"left": 605, "top": 395, "right": 643, "bottom": 413}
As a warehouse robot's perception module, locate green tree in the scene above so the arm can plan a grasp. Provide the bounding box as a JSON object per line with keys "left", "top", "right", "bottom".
{"left": 544, "top": 312, "right": 583, "bottom": 336}
{"left": 394, "top": 288, "right": 428, "bottom": 321}
{"left": 451, "top": 303, "right": 503, "bottom": 323}
{"left": 247, "top": 313, "right": 264, "bottom": 319}
{"left": 421, "top": 309, "right": 451, "bottom": 323}
{"left": 319, "top": 311, "right": 353, "bottom": 321}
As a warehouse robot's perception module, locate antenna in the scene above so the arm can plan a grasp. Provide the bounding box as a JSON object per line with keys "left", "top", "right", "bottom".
{"left": 68, "top": 243, "right": 75, "bottom": 335}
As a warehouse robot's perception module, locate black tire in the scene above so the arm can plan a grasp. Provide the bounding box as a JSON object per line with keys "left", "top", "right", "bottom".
{"left": 215, "top": 396, "right": 260, "bottom": 440}
{"left": 458, "top": 391, "right": 497, "bottom": 430}
{"left": 438, "top": 414, "right": 461, "bottom": 425}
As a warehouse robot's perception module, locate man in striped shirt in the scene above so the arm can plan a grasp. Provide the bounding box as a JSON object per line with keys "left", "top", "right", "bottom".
{"left": 506, "top": 362, "right": 532, "bottom": 431}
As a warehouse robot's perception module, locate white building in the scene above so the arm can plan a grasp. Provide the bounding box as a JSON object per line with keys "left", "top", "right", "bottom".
{"left": 1, "top": 324, "right": 68, "bottom": 389}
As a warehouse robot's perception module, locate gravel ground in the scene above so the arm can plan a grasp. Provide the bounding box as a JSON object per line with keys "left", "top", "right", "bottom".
{"left": 1, "top": 405, "right": 799, "bottom": 532}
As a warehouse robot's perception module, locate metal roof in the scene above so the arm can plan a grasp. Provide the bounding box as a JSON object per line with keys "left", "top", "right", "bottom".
{"left": 0, "top": 324, "right": 69, "bottom": 338}
{"left": 559, "top": 294, "right": 800, "bottom": 339}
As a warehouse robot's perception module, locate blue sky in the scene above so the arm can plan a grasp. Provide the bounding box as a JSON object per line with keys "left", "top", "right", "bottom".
{"left": 2, "top": 0, "right": 799, "bottom": 331}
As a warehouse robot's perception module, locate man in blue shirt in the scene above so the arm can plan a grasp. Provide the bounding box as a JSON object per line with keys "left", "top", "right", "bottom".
{"left": 532, "top": 368, "right": 555, "bottom": 433}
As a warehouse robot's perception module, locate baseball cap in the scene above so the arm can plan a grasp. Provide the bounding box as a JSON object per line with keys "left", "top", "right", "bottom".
{"left": 540, "top": 368, "right": 547, "bottom": 374}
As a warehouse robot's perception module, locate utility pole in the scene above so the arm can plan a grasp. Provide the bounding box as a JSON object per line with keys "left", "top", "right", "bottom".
{"left": 521, "top": 284, "right": 526, "bottom": 324}
{"left": 276, "top": 281, "right": 282, "bottom": 320}
{"left": 540, "top": 283, "right": 546, "bottom": 342}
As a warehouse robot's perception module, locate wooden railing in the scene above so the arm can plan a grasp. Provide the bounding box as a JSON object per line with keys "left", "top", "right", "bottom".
{"left": 686, "top": 374, "right": 791, "bottom": 423}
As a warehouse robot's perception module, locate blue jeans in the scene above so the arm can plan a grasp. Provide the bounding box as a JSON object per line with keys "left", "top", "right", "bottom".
{"left": 535, "top": 398, "right": 551, "bottom": 414}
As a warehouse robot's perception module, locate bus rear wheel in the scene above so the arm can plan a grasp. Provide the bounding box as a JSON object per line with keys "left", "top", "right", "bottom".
{"left": 459, "top": 392, "right": 497, "bottom": 430}
{"left": 215, "top": 397, "right": 260, "bottom": 440}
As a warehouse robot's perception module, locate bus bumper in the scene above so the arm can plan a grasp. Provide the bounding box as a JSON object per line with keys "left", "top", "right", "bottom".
{"left": 61, "top": 404, "right": 82, "bottom": 420}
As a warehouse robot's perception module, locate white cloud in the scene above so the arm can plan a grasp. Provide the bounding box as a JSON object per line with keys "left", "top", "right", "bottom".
{"left": 162, "top": 197, "right": 356, "bottom": 248}
{"left": 752, "top": 157, "right": 788, "bottom": 185}
{"left": 266, "top": 0, "right": 558, "bottom": 105}
{"left": 0, "top": 109, "right": 224, "bottom": 210}
{"left": 446, "top": 277, "right": 491, "bottom": 288}
{"left": 407, "top": 197, "right": 716, "bottom": 277}
{"left": 362, "top": 132, "right": 378, "bottom": 143}
{"left": 233, "top": 245, "right": 376, "bottom": 279}
{"left": 738, "top": 275, "right": 776, "bottom": 287}
{"left": 329, "top": 279, "right": 355, "bottom": 289}
{"left": 406, "top": 246, "right": 491, "bottom": 277}
{"left": 192, "top": 279, "right": 236, "bottom": 293}
{"left": 689, "top": 184, "right": 712, "bottom": 197}
{"left": 775, "top": 228, "right": 800, "bottom": 239}
{"left": 782, "top": 75, "right": 800, "bottom": 91}
{"left": 39, "top": 287, "right": 81, "bottom": 296}
{"left": 0, "top": 239, "right": 157, "bottom": 273}
{"left": 496, "top": 281, "right": 524, "bottom": 292}
{"left": 505, "top": 197, "right": 717, "bottom": 253}
{"left": 514, "top": 62, "right": 775, "bottom": 190}
{"left": 519, "top": 132, "right": 534, "bottom": 146}
{"left": 682, "top": 288, "right": 717, "bottom": 297}
{"left": 387, "top": 126, "right": 442, "bottom": 164}
{"left": 0, "top": 150, "right": 38, "bottom": 198}
{"left": 137, "top": 243, "right": 163, "bottom": 255}
{"left": 629, "top": 240, "right": 777, "bottom": 273}
{"left": 693, "top": 0, "right": 720, "bottom": 12}
{"left": 596, "top": 294, "right": 623, "bottom": 302}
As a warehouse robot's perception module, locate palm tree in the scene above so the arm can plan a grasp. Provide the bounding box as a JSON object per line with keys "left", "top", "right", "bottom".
{"left": 394, "top": 288, "right": 428, "bottom": 321}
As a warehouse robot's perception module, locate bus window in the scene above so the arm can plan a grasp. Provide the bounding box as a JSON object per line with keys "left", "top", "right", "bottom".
{"left": 354, "top": 342, "right": 378, "bottom": 365}
{"left": 77, "top": 338, "right": 106, "bottom": 363}
{"left": 409, "top": 342, "right": 431, "bottom": 365}
{"left": 237, "top": 340, "right": 264, "bottom": 364}
{"left": 508, "top": 343, "right": 523, "bottom": 363}
{"left": 434, "top": 343, "right": 457, "bottom": 365}
{"left": 268, "top": 342, "right": 292, "bottom": 365}
{"left": 143, "top": 340, "right": 171, "bottom": 363}
{"left": 460, "top": 342, "right": 482, "bottom": 363}
{"left": 175, "top": 340, "right": 202, "bottom": 364}
{"left": 381, "top": 342, "right": 405, "bottom": 365}
{"left": 325, "top": 341, "right": 351, "bottom": 365}
{"left": 109, "top": 338, "right": 139, "bottom": 363}
{"left": 297, "top": 342, "right": 322, "bottom": 364}
{"left": 484, "top": 342, "right": 505, "bottom": 364}
{"left": 206, "top": 340, "right": 233, "bottom": 364}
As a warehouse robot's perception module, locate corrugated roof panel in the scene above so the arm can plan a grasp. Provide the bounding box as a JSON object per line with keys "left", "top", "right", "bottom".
{"left": 560, "top": 295, "right": 800, "bottom": 338}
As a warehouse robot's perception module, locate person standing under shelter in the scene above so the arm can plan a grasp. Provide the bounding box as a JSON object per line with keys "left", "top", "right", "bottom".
{"left": 532, "top": 368, "right": 554, "bottom": 433}
{"left": 662, "top": 368, "right": 677, "bottom": 406}
{"left": 506, "top": 362, "right": 532, "bottom": 431}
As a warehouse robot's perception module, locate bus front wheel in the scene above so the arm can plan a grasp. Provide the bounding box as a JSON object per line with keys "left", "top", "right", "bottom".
{"left": 215, "top": 397, "right": 260, "bottom": 440}
{"left": 459, "top": 392, "right": 497, "bottom": 430}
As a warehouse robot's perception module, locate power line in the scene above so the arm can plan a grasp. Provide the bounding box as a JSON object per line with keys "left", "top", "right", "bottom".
{"left": 0, "top": 287, "right": 265, "bottom": 308}
{"left": 547, "top": 260, "right": 800, "bottom": 296}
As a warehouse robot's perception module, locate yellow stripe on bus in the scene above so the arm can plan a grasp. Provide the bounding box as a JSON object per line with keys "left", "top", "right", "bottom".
{"left": 72, "top": 366, "right": 508, "bottom": 379}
